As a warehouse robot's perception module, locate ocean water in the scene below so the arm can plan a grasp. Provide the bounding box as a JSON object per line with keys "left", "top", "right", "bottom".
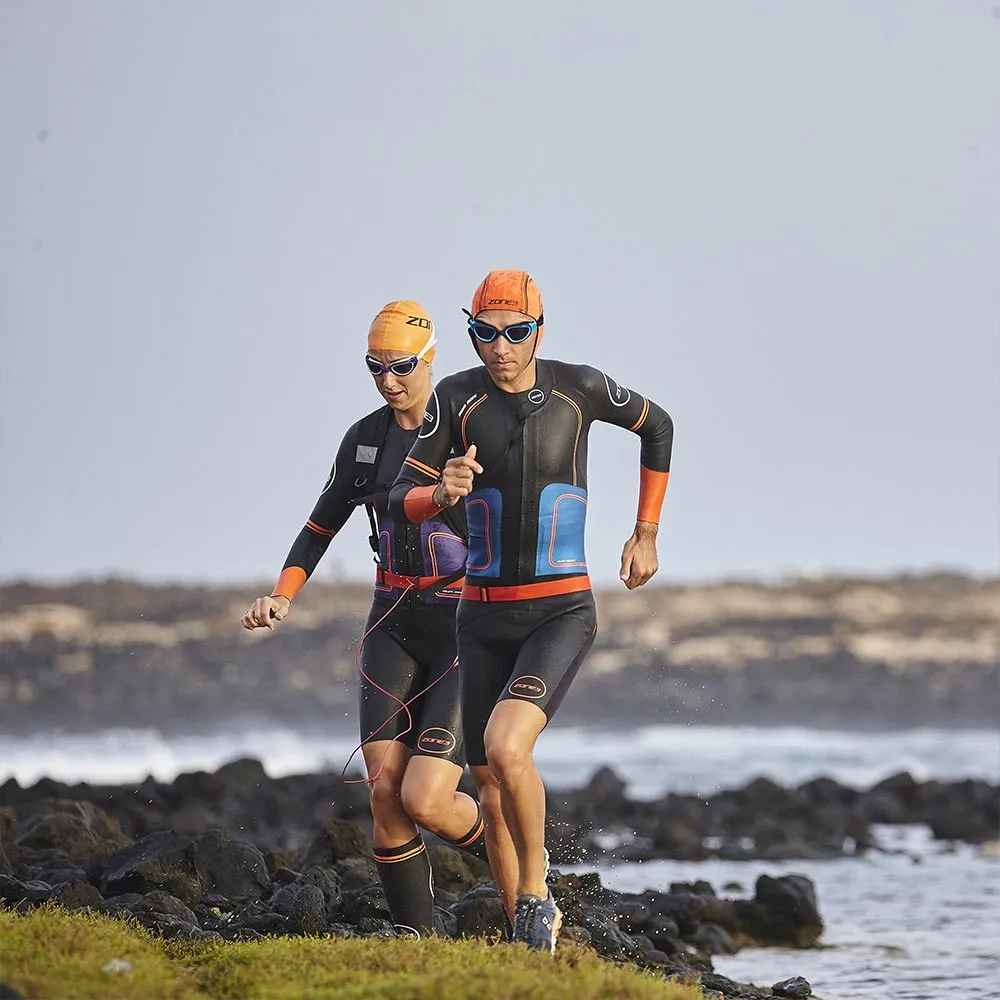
{"left": 1, "top": 724, "right": 998, "bottom": 1000}
{"left": 2, "top": 723, "right": 997, "bottom": 793}
{"left": 579, "top": 827, "right": 1000, "bottom": 1000}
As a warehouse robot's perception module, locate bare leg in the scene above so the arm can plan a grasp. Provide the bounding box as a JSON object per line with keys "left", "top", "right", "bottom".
{"left": 483, "top": 700, "right": 549, "bottom": 899}
{"left": 400, "top": 756, "right": 480, "bottom": 840}
{"left": 470, "top": 763, "right": 519, "bottom": 921}
{"left": 362, "top": 740, "right": 417, "bottom": 846}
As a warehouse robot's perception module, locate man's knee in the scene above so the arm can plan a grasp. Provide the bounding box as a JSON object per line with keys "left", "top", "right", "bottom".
{"left": 484, "top": 731, "right": 533, "bottom": 781}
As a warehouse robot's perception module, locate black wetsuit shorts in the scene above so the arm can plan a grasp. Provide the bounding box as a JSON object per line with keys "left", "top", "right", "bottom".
{"left": 456, "top": 591, "right": 597, "bottom": 767}
{"left": 359, "top": 599, "right": 464, "bottom": 764}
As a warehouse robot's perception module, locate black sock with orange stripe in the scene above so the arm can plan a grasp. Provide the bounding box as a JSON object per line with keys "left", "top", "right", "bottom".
{"left": 373, "top": 835, "right": 434, "bottom": 936}
{"left": 444, "top": 804, "right": 489, "bottom": 864}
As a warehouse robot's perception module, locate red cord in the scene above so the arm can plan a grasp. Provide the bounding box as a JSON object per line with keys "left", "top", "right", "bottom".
{"left": 341, "top": 583, "right": 460, "bottom": 786}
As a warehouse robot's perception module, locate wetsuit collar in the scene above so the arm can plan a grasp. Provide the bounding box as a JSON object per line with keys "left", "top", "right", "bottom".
{"left": 480, "top": 358, "right": 553, "bottom": 407}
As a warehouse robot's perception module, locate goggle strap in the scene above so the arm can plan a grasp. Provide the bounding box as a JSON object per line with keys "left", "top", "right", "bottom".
{"left": 415, "top": 331, "right": 437, "bottom": 360}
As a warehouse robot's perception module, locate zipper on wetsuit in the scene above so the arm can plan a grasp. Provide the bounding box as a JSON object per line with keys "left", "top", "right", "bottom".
{"left": 517, "top": 407, "right": 539, "bottom": 583}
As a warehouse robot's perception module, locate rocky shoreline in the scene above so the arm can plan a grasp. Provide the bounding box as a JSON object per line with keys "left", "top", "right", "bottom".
{"left": 1, "top": 574, "right": 997, "bottom": 734}
{"left": 0, "top": 760, "right": 842, "bottom": 999}
{"left": 3, "top": 759, "right": 997, "bottom": 997}
{"left": 548, "top": 766, "right": 1000, "bottom": 863}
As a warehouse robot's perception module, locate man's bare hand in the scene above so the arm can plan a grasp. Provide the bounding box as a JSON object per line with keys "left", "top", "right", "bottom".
{"left": 620, "top": 522, "right": 659, "bottom": 590}
{"left": 432, "top": 444, "right": 483, "bottom": 508}
{"left": 242, "top": 595, "right": 290, "bottom": 631}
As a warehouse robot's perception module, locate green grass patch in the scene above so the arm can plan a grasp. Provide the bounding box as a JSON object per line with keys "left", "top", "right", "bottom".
{"left": 1, "top": 906, "right": 707, "bottom": 1000}
{"left": 0, "top": 905, "right": 200, "bottom": 999}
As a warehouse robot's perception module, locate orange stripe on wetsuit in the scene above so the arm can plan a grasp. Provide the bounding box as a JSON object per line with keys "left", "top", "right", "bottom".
{"left": 403, "top": 456, "right": 440, "bottom": 480}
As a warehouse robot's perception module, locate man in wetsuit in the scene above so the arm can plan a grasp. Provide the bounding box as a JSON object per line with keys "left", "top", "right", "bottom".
{"left": 389, "top": 271, "right": 673, "bottom": 953}
{"left": 242, "top": 301, "right": 488, "bottom": 937}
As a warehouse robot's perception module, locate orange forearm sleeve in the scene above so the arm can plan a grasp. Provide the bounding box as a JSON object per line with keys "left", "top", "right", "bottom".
{"left": 271, "top": 567, "right": 307, "bottom": 601}
{"left": 403, "top": 485, "right": 444, "bottom": 523}
{"left": 637, "top": 467, "right": 669, "bottom": 524}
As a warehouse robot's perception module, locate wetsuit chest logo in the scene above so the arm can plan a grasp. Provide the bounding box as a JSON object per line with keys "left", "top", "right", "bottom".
{"left": 528, "top": 388, "right": 545, "bottom": 404}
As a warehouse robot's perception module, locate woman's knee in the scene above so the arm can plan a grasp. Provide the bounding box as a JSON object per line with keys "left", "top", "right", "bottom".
{"left": 471, "top": 767, "right": 502, "bottom": 818}
{"left": 399, "top": 780, "right": 448, "bottom": 830}
{"left": 369, "top": 772, "right": 406, "bottom": 822}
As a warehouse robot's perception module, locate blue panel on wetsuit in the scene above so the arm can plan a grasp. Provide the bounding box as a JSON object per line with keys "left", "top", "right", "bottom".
{"left": 535, "top": 483, "right": 588, "bottom": 576}
{"left": 465, "top": 487, "right": 502, "bottom": 578}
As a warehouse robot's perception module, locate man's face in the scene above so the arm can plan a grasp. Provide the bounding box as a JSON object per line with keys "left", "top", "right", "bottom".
{"left": 472, "top": 309, "right": 539, "bottom": 386}
{"left": 367, "top": 349, "right": 431, "bottom": 411}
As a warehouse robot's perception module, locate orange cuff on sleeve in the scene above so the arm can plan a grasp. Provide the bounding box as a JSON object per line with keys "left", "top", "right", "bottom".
{"left": 272, "top": 567, "right": 307, "bottom": 602}
{"left": 637, "top": 467, "right": 669, "bottom": 524}
{"left": 403, "top": 485, "right": 444, "bottom": 523}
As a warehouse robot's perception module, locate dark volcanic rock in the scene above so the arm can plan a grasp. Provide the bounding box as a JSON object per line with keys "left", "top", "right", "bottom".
{"left": 0, "top": 836, "right": 14, "bottom": 876}
{"left": 586, "top": 766, "right": 629, "bottom": 813}
{"left": 735, "top": 875, "right": 823, "bottom": 948}
{"left": 214, "top": 757, "right": 268, "bottom": 792}
{"left": 100, "top": 832, "right": 202, "bottom": 905}
{"left": 692, "top": 922, "right": 738, "bottom": 956}
{"left": 14, "top": 800, "right": 132, "bottom": 859}
{"left": 51, "top": 878, "right": 104, "bottom": 910}
{"left": 340, "top": 884, "right": 390, "bottom": 925}
{"left": 925, "top": 779, "right": 999, "bottom": 844}
{"left": 772, "top": 975, "right": 813, "bottom": 998}
{"left": 291, "top": 865, "right": 343, "bottom": 921}
{"left": 269, "top": 883, "right": 327, "bottom": 935}
{"left": 451, "top": 884, "right": 505, "bottom": 938}
{"left": 426, "top": 845, "right": 490, "bottom": 896}
{"left": 0, "top": 875, "right": 54, "bottom": 906}
{"left": 335, "top": 857, "right": 378, "bottom": 892}
{"left": 128, "top": 889, "right": 201, "bottom": 937}
{"left": 545, "top": 765, "right": 1000, "bottom": 865}
{"left": 196, "top": 829, "right": 272, "bottom": 902}
{"left": 301, "top": 819, "right": 372, "bottom": 868}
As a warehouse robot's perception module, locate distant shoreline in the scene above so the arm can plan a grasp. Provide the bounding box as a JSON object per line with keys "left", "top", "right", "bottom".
{"left": 2, "top": 573, "right": 997, "bottom": 734}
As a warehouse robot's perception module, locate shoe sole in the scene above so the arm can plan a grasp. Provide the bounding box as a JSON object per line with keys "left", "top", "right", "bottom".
{"left": 546, "top": 905, "right": 563, "bottom": 955}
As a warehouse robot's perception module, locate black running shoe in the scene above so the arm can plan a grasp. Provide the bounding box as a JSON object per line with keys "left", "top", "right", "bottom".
{"left": 512, "top": 891, "right": 562, "bottom": 954}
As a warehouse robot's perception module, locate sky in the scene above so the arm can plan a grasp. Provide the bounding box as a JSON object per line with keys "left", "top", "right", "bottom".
{"left": 1, "top": 1, "right": 998, "bottom": 588}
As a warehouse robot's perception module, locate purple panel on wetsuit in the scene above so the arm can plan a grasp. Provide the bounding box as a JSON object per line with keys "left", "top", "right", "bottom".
{"left": 421, "top": 520, "right": 468, "bottom": 576}
{"left": 374, "top": 515, "right": 395, "bottom": 596}
{"left": 420, "top": 520, "right": 467, "bottom": 604}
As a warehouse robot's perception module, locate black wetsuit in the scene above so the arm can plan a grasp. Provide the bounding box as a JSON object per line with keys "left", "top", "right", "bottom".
{"left": 389, "top": 359, "right": 673, "bottom": 765}
{"left": 275, "top": 405, "right": 469, "bottom": 762}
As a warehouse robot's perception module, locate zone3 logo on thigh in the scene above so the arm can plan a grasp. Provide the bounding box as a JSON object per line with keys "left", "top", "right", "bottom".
{"left": 507, "top": 675, "right": 548, "bottom": 700}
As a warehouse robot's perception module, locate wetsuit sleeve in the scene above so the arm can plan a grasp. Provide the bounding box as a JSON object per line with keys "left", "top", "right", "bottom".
{"left": 388, "top": 385, "right": 453, "bottom": 523}
{"left": 579, "top": 366, "right": 674, "bottom": 525}
{"left": 271, "top": 425, "right": 359, "bottom": 600}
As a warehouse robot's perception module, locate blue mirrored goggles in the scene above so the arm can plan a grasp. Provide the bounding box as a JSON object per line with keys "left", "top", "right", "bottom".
{"left": 463, "top": 309, "right": 543, "bottom": 344}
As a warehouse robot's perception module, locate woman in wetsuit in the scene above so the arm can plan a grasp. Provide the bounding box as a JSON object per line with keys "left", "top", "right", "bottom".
{"left": 241, "top": 301, "right": 486, "bottom": 937}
